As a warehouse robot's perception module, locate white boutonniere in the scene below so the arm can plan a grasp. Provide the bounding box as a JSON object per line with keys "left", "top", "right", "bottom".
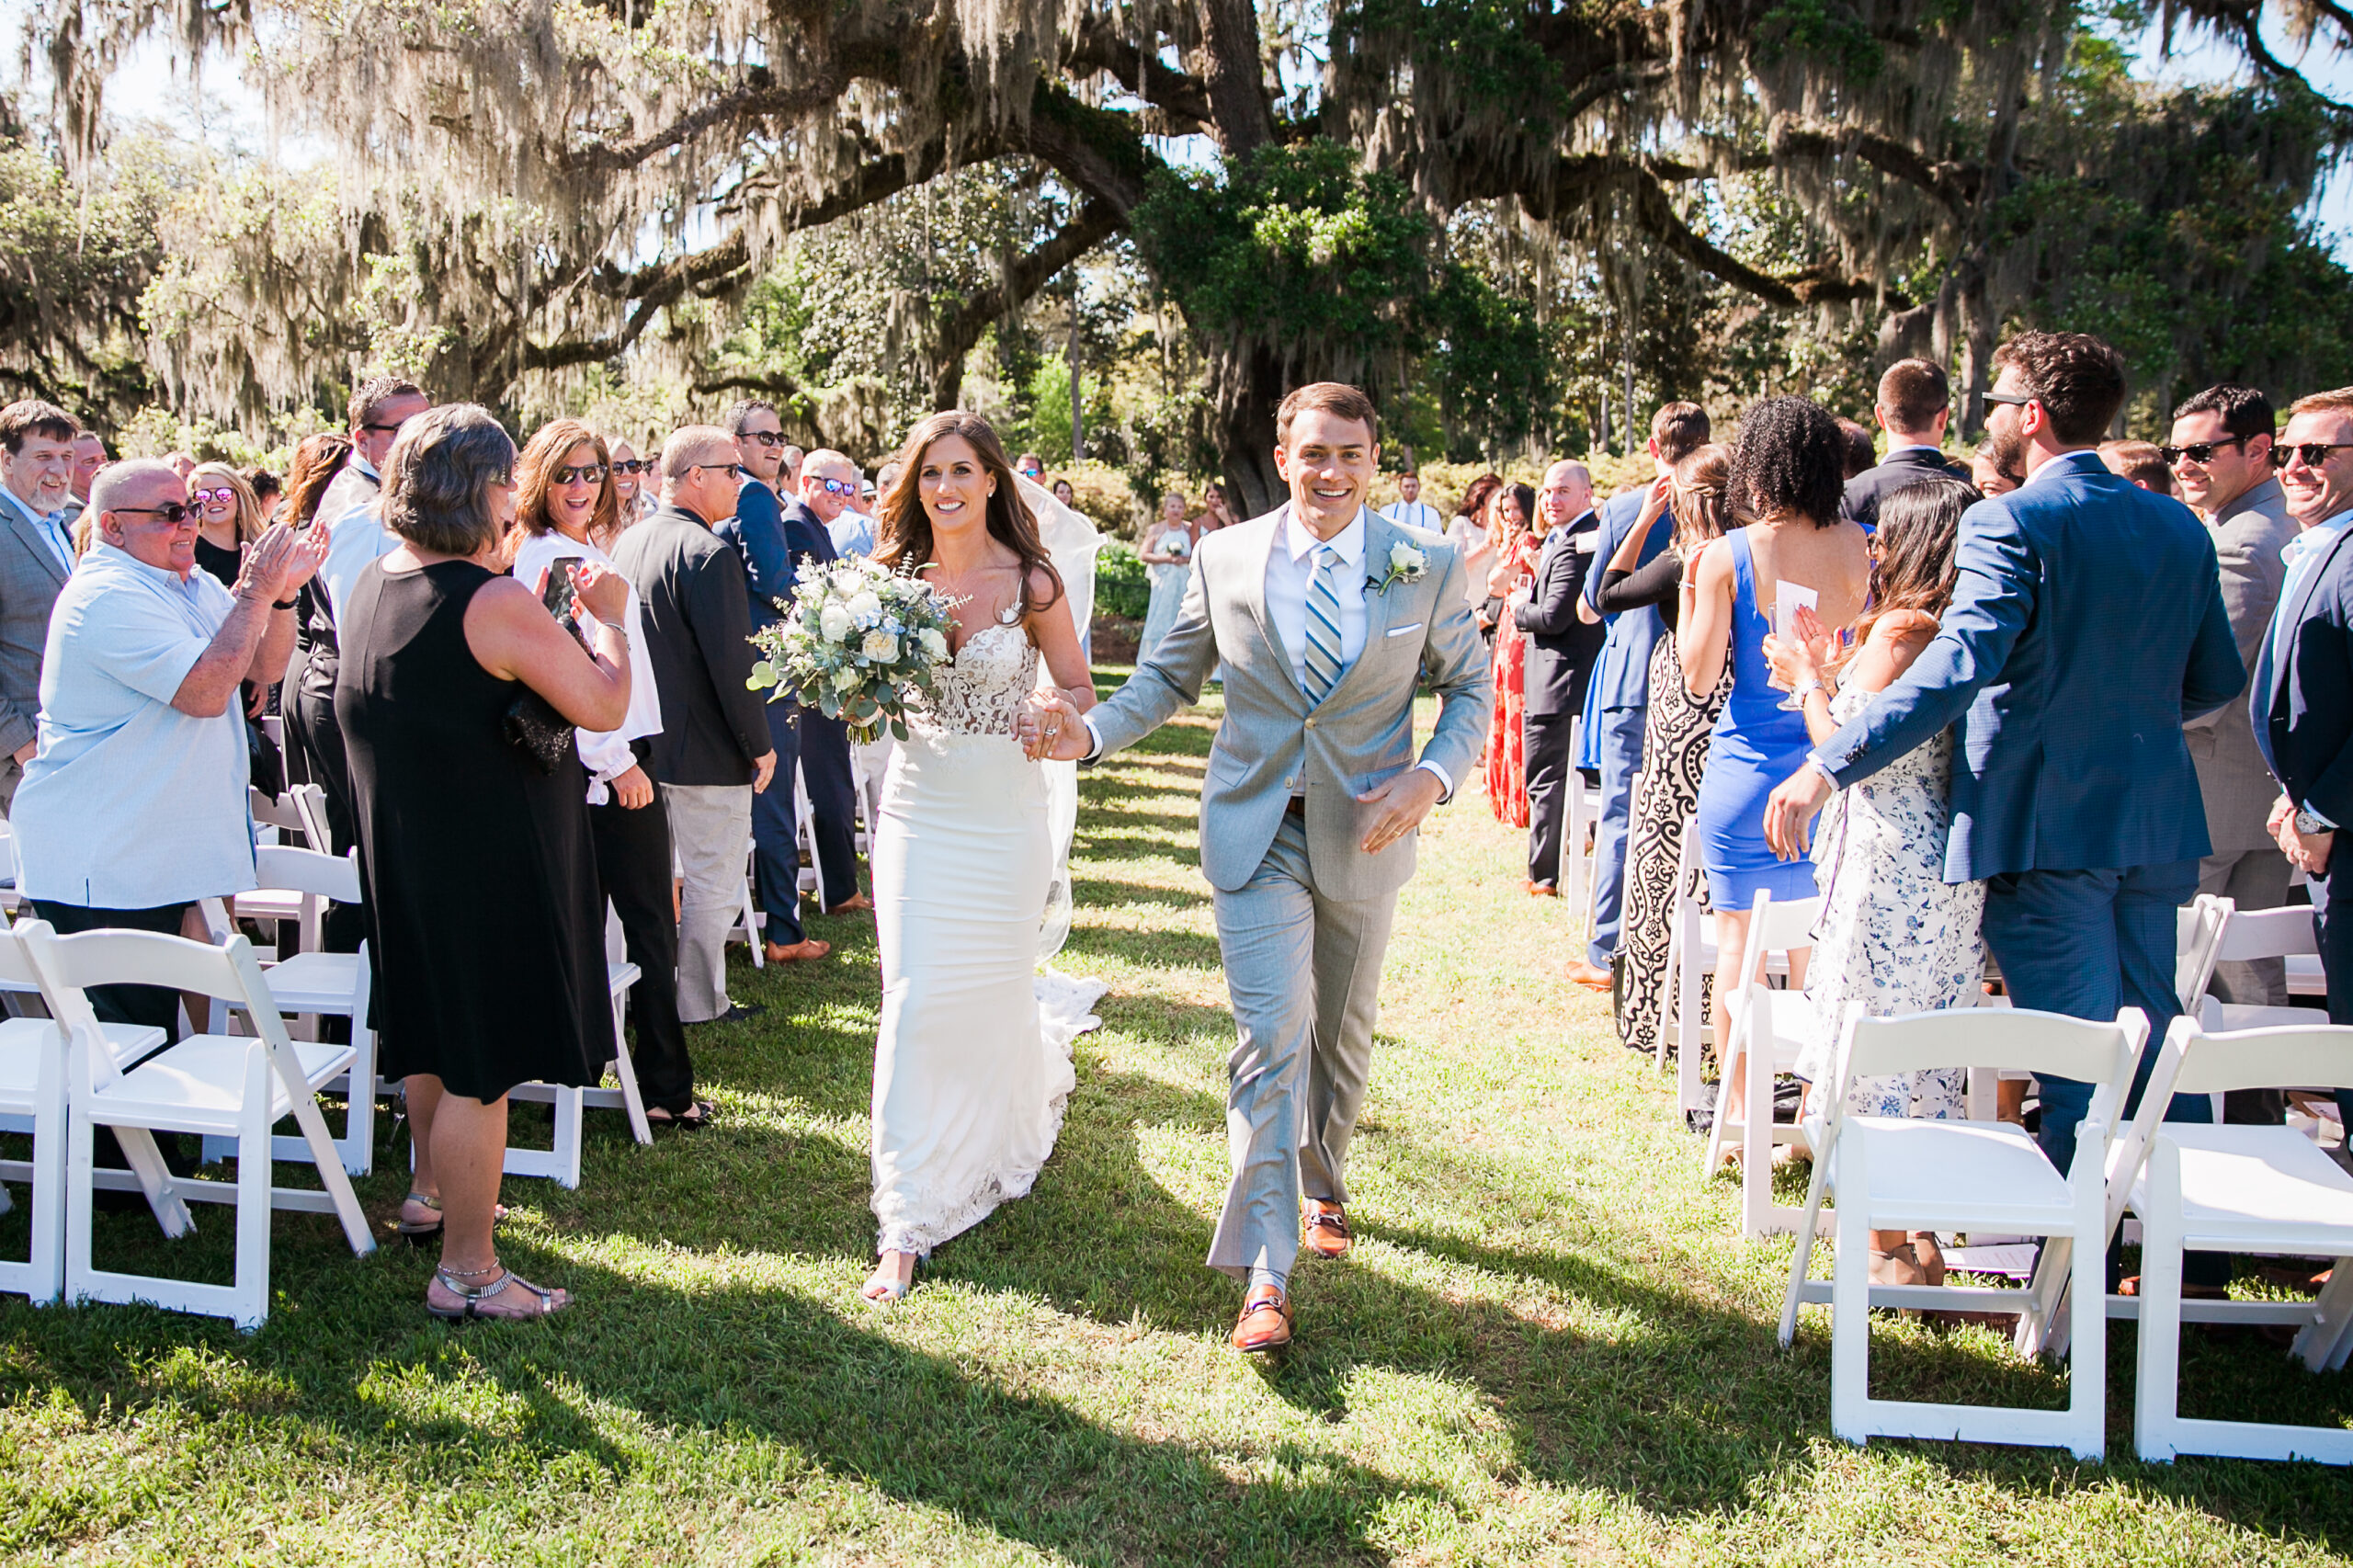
{"left": 1369, "top": 540, "right": 1427, "bottom": 596}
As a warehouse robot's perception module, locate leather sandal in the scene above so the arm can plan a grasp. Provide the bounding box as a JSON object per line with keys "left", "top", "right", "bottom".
{"left": 395, "top": 1191, "right": 508, "bottom": 1244}
{"left": 1302, "top": 1201, "right": 1352, "bottom": 1260}
{"left": 1232, "top": 1284, "right": 1293, "bottom": 1353}
{"left": 426, "top": 1263, "right": 570, "bottom": 1321}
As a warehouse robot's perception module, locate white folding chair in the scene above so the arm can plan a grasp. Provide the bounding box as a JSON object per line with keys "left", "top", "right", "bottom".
{"left": 1661, "top": 832, "right": 1717, "bottom": 1106}
{"left": 2184, "top": 903, "right": 2319, "bottom": 1036}
{"left": 719, "top": 835, "right": 766, "bottom": 968}
{"left": 501, "top": 954, "right": 653, "bottom": 1189}
{"left": 29, "top": 925, "right": 374, "bottom": 1331}
{"left": 1700, "top": 887, "right": 1821, "bottom": 1235}
{"left": 0, "top": 822, "right": 21, "bottom": 918}
{"left": 2132, "top": 1017, "right": 2353, "bottom": 1463}
{"left": 200, "top": 847, "right": 381, "bottom": 1176}
{"left": 0, "top": 922, "right": 176, "bottom": 1304}
{"left": 1777, "top": 1005, "right": 2147, "bottom": 1460}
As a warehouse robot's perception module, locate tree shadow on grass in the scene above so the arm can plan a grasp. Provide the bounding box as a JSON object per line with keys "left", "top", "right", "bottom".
{"left": 1070, "top": 875, "right": 1212, "bottom": 913}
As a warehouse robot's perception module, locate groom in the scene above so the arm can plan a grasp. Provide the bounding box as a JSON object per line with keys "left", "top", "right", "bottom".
{"left": 1028, "top": 383, "right": 1490, "bottom": 1352}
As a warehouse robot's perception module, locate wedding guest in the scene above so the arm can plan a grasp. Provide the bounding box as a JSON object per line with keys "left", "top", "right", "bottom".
{"left": 615, "top": 426, "right": 779, "bottom": 1025}
{"left": 14, "top": 461, "right": 321, "bottom": 1038}
{"left": 506, "top": 420, "right": 704, "bottom": 1129}
{"left": 604, "top": 437, "right": 655, "bottom": 530}
{"left": 1836, "top": 418, "right": 1877, "bottom": 480}
{"left": 1514, "top": 460, "right": 1604, "bottom": 894}
{"left": 1683, "top": 396, "right": 1870, "bottom": 1105}
{"left": 2171, "top": 384, "right": 2293, "bottom": 1010}
{"left": 1198, "top": 482, "right": 1235, "bottom": 531}
{"left": 1570, "top": 401, "right": 1712, "bottom": 992}
{"left": 1051, "top": 477, "right": 1076, "bottom": 509}
{"left": 2101, "top": 439, "right": 2177, "bottom": 495}
{"left": 1446, "top": 473, "right": 1501, "bottom": 622}
{"left": 1139, "top": 492, "right": 1198, "bottom": 660}
{"left": 713, "top": 401, "right": 836, "bottom": 967}
{"left": 337, "top": 404, "right": 631, "bottom": 1322}
{"left": 779, "top": 443, "right": 804, "bottom": 492}
{"left": 188, "top": 462, "right": 265, "bottom": 588}
{"left": 1842, "top": 358, "right": 1971, "bottom": 531}
{"left": 831, "top": 462, "right": 898, "bottom": 557}
{"left": 2257, "top": 385, "right": 2353, "bottom": 1131}
{"left": 165, "top": 451, "right": 197, "bottom": 481}
{"left": 246, "top": 467, "right": 283, "bottom": 522}
{"left": 1969, "top": 439, "right": 2021, "bottom": 497}
{"left": 1482, "top": 481, "right": 1541, "bottom": 826}
{"left": 68, "top": 432, "right": 108, "bottom": 506}
{"left": 1764, "top": 331, "right": 2245, "bottom": 1190}
{"left": 276, "top": 432, "right": 355, "bottom": 812}
{"left": 1769, "top": 476, "right": 1984, "bottom": 1287}
{"left": 1016, "top": 452, "right": 1046, "bottom": 483}
{"left": 1382, "top": 470, "right": 1442, "bottom": 531}
{"left": 0, "top": 399, "right": 82, "bottom": 815}
{"left": 1609, "top": 445, "right": 1733, "bottom": 1051}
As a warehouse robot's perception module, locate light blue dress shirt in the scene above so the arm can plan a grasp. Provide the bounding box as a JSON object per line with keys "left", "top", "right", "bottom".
{"left": 828, "top": 510, "right": 878, "bottom": 558}
{"left": 11, "top": 542, "right": 256, "bottom": 908}
{"left": 0, "top": 488, "right": 77, "bottom": 576}
{"left": 317, "top": 455, "right": 396, "bottom": 621}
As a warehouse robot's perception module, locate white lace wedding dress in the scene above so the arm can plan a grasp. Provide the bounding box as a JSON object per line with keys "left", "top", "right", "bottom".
{"left": 869, "top": 610, "right": 1106, "bottom": 1256}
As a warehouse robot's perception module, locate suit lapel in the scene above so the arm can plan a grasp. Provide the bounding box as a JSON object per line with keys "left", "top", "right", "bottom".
{"left": 1238, "top": 508, "right": 1293, "bottom": 681}
{"left": 0, "top": 496, "right": 65, "bottom": 588}
{"left": 2278, "top": 522, "right": 2353, "bottom": 712}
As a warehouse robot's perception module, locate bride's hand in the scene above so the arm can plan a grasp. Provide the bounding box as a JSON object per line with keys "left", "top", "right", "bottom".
{"left": 1017, "top": 691, "right": 1091, "bottom": 762}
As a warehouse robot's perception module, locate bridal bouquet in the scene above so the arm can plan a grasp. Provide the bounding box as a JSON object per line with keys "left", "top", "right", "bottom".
{"left": 747, "top": 556, "right": 956, "bottom": 743}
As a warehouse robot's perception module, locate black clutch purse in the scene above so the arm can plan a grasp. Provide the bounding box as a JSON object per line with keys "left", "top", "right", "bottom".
{"left": 504, "top": 688, "right": 575, "bottom": 773}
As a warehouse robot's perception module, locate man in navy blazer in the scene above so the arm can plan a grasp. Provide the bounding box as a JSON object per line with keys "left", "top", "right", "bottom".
{"left": 1568, "top": 401, "right": 1712, "bottom": 989}
{"left": 1764, "top": 333, "right": 2246, "bottom": 1178}
{"left": 2252, "top": 387, "right": 2353, "bottom": 1125}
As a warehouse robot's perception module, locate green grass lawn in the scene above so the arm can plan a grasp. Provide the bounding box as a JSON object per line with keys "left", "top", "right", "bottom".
{"left": 4, "top": 671, "right": 2351, "bottom": 1564}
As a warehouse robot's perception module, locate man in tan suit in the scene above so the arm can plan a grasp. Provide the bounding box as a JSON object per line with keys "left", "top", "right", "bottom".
{"left": 2169, "top": 383, "right": 2297, "bottom": 1005}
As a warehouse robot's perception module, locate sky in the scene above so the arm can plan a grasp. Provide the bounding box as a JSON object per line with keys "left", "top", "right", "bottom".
{"left": 13, "top": 2, "right": 2353, "bottom": 256}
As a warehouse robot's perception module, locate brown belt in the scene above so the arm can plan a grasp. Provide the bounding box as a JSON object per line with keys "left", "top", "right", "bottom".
{"left": 1286, "top": 795, "right": 1306, "bottom": 819}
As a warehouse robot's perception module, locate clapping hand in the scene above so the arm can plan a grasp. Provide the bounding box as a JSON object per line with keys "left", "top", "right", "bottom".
{"left": 1017, "top": 690, "right": 1090, "bottom": 762}
{"left": 571, "top": 561, "right": 629, "bottom": 628}
{"left": 239, "top": 518, "right": 331, "bottom": 604}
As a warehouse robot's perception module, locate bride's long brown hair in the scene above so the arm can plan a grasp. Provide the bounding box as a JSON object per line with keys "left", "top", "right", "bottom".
{"left": 874, "top": 411, "right": 1063, "bottom": 617}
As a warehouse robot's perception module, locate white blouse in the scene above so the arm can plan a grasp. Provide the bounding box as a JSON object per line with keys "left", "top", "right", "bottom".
{"left": 510, "top": 529, "right": 665, "bottom": 802}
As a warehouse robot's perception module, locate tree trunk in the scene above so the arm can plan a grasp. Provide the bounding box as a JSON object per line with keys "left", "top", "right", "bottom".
{"left": 1211, "top": 341, "right": 1286, "bottom": 517}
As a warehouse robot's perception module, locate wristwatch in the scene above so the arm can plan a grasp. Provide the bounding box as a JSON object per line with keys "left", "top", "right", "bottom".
{"left": 2295, "top": 806, "right": 2336, "bottom": 837}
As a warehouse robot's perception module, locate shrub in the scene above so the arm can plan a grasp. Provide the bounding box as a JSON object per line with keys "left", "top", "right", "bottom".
{"left": 1095, "top": 540, "right": 1150, "bottom": 619}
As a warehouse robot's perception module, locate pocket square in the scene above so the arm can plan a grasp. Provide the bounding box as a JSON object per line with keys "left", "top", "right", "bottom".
{"left": 1385, "top": 622, "right": 1425, "bottom": 638}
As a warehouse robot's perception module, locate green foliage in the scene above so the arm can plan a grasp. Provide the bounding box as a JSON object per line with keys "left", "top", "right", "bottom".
{"left": 1092, "top": 538, "right": 1149, "bottom": 619}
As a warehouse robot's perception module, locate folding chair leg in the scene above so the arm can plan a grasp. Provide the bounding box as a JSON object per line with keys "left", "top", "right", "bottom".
{"left": 1829, "top": 1130, "right": 1873, "bottom": 1445}
{"left": 2292, "top": 1255, "right": 2353, "bottom": 1372}
{"left": 2134, "top": 1143, "right": 2185, "bottom": 1462}
{"left": 232, "top": 1051, "right": 274, "bottom": 1331}
{"left": 27, "top": 1056, "right": 65, "bottom": 1304}
{"left": 340, "top": 1030, "right": 378, "bottom": 1176}
{"left": 1742, "top": 1012, "right": 1773, "bottom": 1236}
{"left": 554, "top": 1086, "right": 584, "bottom": 1189}
{"left": 2063, "top": 1142, "right": 2106, "bottom": 1461}
{"left": 1702, "top": 1028, "right": 1739, "bottom": 1176}
{"left": 285, "top": 1076, "right": 376, "bottom": 1257}
{"left": 1779, "top": 1142, "right": 1833, "bottom": 1347}
{"left": 609, "top": 995, "right": 651, "bottom": 1147}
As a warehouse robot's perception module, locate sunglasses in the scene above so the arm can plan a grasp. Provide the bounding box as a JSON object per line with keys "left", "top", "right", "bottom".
{"left": 2160, "top": 437, "right": 2254, "bottom": 466}
{"left": 741, "top": 430, "right": 788, "bottom": 448}
{"left": 811, "top": 477, "right": 859, "bottom": 497}
{"left": 113, "top": 503, "right": 195, "bottom": 524}
{"left": 550, "top": 463, "right": 608, "bottom": 485}
{"left": 690, "top": 462, "right": 744, "bottom": 480}
{"left": 608, "top": 460, "right": 649, "bottom": 475}
{"left": 190, "top": 486, "right": 239, "bottom": 506}
{"left": 1981, "top": 391, "right": 2034, "bottom": 408}
{"left": 360, "top": 420, "right": 407, "bottom": 436}
{"left": 2274, "top": 442, "right": 2353, "bottom": 468}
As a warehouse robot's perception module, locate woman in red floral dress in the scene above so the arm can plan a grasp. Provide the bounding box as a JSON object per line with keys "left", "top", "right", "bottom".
{"left": 1482, "top": 481, "right": 1542, "bottom": 825}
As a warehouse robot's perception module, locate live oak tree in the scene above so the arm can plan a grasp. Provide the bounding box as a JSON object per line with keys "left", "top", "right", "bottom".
{"left": 19, "top": 0, "right": 2353, "bottom": 507}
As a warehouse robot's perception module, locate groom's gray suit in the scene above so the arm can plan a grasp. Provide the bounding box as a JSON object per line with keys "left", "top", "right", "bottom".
{"left": 1086, "top": 502, "right": 1490, "bottom": 1279}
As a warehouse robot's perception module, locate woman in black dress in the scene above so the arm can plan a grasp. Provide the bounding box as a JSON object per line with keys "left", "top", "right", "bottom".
{"left": 336, "top": 404, "right": 633, "bottom": 1322}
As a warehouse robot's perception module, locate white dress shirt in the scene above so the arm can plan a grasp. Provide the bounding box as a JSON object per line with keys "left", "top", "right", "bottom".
{"left": 317, "top": 456, "right": 398, "bottom": 623}
{"left": 509, "top": 530, "right": 665, "bottom": 802}
{"left": 1381, "top": 499, "right": 1442, "bottom": 533}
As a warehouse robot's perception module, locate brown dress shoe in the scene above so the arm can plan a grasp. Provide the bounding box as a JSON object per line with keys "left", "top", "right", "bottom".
{"left": 1232, "top": 1285, "right": 1293, "bottom": 1353}
{"left": 825, "top": 893, "right": 873, "bottom": 915}
{"left": 1302, "top": 1200, "right": 1352, "bottom": 1259}
{"left": 1525, "top": 880, "right": 1559, "bottom": 898}
{"left": 764, "top": 937, "right": 833, "bottom": 963}
{"left": 1560, "top": 957, "right": 1612, "bottom": 992}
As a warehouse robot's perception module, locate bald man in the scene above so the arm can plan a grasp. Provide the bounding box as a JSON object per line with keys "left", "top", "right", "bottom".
{"left": 1515, "top": 460, "right": 1608, "bottom": 898}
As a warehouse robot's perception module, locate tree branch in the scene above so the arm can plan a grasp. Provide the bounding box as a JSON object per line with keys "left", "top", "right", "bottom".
{"left": 1767, "top": 114, "right": 1981, "bottom": 215}
{"left": 927, "top": 198, "right": 1124, "bottom": 406}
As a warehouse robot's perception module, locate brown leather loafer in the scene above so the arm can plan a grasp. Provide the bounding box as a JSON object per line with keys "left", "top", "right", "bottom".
{"left": 764, "top": 937, "right": 833, "bottom": 963}
{"left": 1232, "top": 1285, "right": 1293, "bottom": 1353}
{"left": 1302, "top": 1200, "right": 1352, "bottom": 1260}
{"left": 1560, "top": 957, "right": 1612, "bottom": 992}
{"left": 1525, "top": 880, "right": 1559, "bottom": 898}
{"left": 825, "top": 893, "right": 873, "bottom": 915}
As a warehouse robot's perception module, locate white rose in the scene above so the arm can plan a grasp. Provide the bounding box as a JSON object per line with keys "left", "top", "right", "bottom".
{"left": 847, "top": 590, "right": 884, "bottom": 627}
{"left": 830, "top": 568, "right": 864, "bottom": 597}
{"left": 917, "top": 627, "right": 949, "bottom": 660}
{"left": 833, "top": 666, "right": 862, "bottom": 692}
{"left": 818, "top": 602, "right": 854, "bottom": 643}
{"left": 1390, "top": 541, "right": 1424, "bottom": 574}
{"left": 862, "top": 629, "right": 900, "bottom": 664}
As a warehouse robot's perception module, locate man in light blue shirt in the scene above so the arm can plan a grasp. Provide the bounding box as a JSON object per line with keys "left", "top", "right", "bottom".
{"left": 1378, "top": 471, "right": 1442, "bottom": 532}
{"left": 0, "top": 400, "right": 84, "bottom": 815}
{"left": 12, "top": 460, "right": 327, "bottom": 1032}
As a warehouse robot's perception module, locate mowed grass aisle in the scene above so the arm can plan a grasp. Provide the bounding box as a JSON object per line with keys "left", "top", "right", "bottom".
{"left": 3, "top": 672, "right": 2352, "bottom": 1564}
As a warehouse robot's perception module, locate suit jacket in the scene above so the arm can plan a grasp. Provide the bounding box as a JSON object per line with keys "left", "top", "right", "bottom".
{"left": 2256, "top": 517, "right": 2353, "bottom": 828}
{"left": 1514, "top": 510, "right": 1607, "bottom": 717}
{"left": 1840, "top": 447, "right": 1972, "bottom": 531}
{"left": 2186, "top": 476, "right": 2295, "bottom": 855}
{"left": 1579, "top": 488, "right": 1667, "bottom": 712}
{"left": 610, "top": 506, "right": 771, "bottom": 787}
{"left": 715, "top": 480, "right": 813, "bottom": 631}
{"left": 1086, "top": 505, "right": 1491, "bottom": 901}
{"left": 1816, "top": 449, "right": 2245, "bottom": 881}
{"left": 0, "top": 492, "right": 72, "bottom": 757}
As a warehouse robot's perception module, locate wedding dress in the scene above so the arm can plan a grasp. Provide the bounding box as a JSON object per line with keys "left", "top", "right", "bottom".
{"left": 869, "top": 609, "right": 1106, "bottom": 1256}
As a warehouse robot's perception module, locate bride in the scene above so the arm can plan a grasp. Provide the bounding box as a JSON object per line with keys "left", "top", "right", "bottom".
{"left": 861, "top": 411, "right": 1099, "bottom": 1305}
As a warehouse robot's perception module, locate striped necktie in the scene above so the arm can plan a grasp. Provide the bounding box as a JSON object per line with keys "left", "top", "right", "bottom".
{"left": 1302, "top": 544, "right": 1345, "bottom": 704}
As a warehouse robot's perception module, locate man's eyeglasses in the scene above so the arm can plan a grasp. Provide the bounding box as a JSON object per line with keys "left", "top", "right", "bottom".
{"left": 690, "top": 462, "right": 745, "bottom": 480}
{"left": 740, "top": 430, "right": 787, "bottom": 448}
{"left": 811, "top": 477, "right": 859, "bottom": 498}
{"left": 609, "top": 460, "right": 650, "bottom": 475}
{"left": 2274, "top": 442, "right": 2353, "bottom": 469}
{"left": 112, "top": 503, "right": 194, "bottom": 524}
{"left": 189, "top": 486, "right": 239, "bottom": 506}
{"left": 1981, "top": 391, "right": 2034, "bottom": 408}
{"left": 2160, "top": 437, "right": 2254, "bottom": 466}
{"left": 550, "top": 463, "right": 608, "bottom": 486}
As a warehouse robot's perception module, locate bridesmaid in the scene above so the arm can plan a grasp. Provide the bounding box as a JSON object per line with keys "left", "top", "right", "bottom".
{"left": 1449, "top": 474, "right": 1503, "bottom": 632}
{"left": 1137, "top": 491, "right": 1197, "bottom": 660}
{"left": 1482, "top": 482, "right": 1541, "bottom": 826}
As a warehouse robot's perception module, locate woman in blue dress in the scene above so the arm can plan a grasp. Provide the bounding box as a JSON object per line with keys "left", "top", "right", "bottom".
{"left": 1679, "top": 397, "right": 1870, "bottom": 1131}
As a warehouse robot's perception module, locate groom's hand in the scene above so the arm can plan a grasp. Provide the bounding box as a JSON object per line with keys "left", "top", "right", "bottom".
{"left": 1763, "top": 763, "right": 1834, "bottom": 859}
{"left": 1017, "top": 691, "right": 1092, "bottom": 762}
{"left": 1358, "top": 768, "right": 1443, "bottom": 854}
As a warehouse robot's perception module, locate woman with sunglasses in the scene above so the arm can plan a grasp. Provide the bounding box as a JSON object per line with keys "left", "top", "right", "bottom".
{"left": 188, "top": 463, "right": 268, "bottom": 588}
{"left": 505, "top": 420, "right": 707, "bottom": 1131}
{"left": 603, "top": 437, "right": 657, "bottom": 537}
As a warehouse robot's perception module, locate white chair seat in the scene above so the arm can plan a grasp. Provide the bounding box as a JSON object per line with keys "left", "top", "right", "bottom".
{"left": 90, "top": 1036, "right": 355, "bottom": 1132}
{"left": 1847, "top": 1117, "right": 2076, "bottom": 1233}
{"left": 2205, "top": 1001, "right": 2318, "bottom": 1032}
{"left": 258, "top": 951, "right": 362, "bottom": 1014}
{"left": 2288, "top": 953, "right": 2325, "bottom": 996}
{"left": 0, "top": 1019, "right": 165, "bottom": 1104}
{"left": 2131, "top": 1124, "right": 2353, "bottom": 1245}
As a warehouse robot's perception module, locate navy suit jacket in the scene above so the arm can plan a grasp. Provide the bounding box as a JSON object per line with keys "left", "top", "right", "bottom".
{"left": 1579, "top": 488, "right": 1669, "bottom": 711}
{"left": 2256, "top": 519, "right": 2353, "bottom": 828}
{"left": 1515, "top": 510, "right": 1607, "bottom": 717}
{"left": 1816, "top": 449, "right": 2245, "bottom": 881}
{"left": 715, "top": 483, "right": 839, "bottom": 630}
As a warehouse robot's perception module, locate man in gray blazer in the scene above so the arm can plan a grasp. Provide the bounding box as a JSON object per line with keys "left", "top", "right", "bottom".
{"left": 1029, "top": 383, "right": 1490, "bottom": 1353}
{"left": 0, "top": 401, "right": 84, "bottom": 814}
{"left": 2171, "top": 383, "right": 2297, "bottom": 1006}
